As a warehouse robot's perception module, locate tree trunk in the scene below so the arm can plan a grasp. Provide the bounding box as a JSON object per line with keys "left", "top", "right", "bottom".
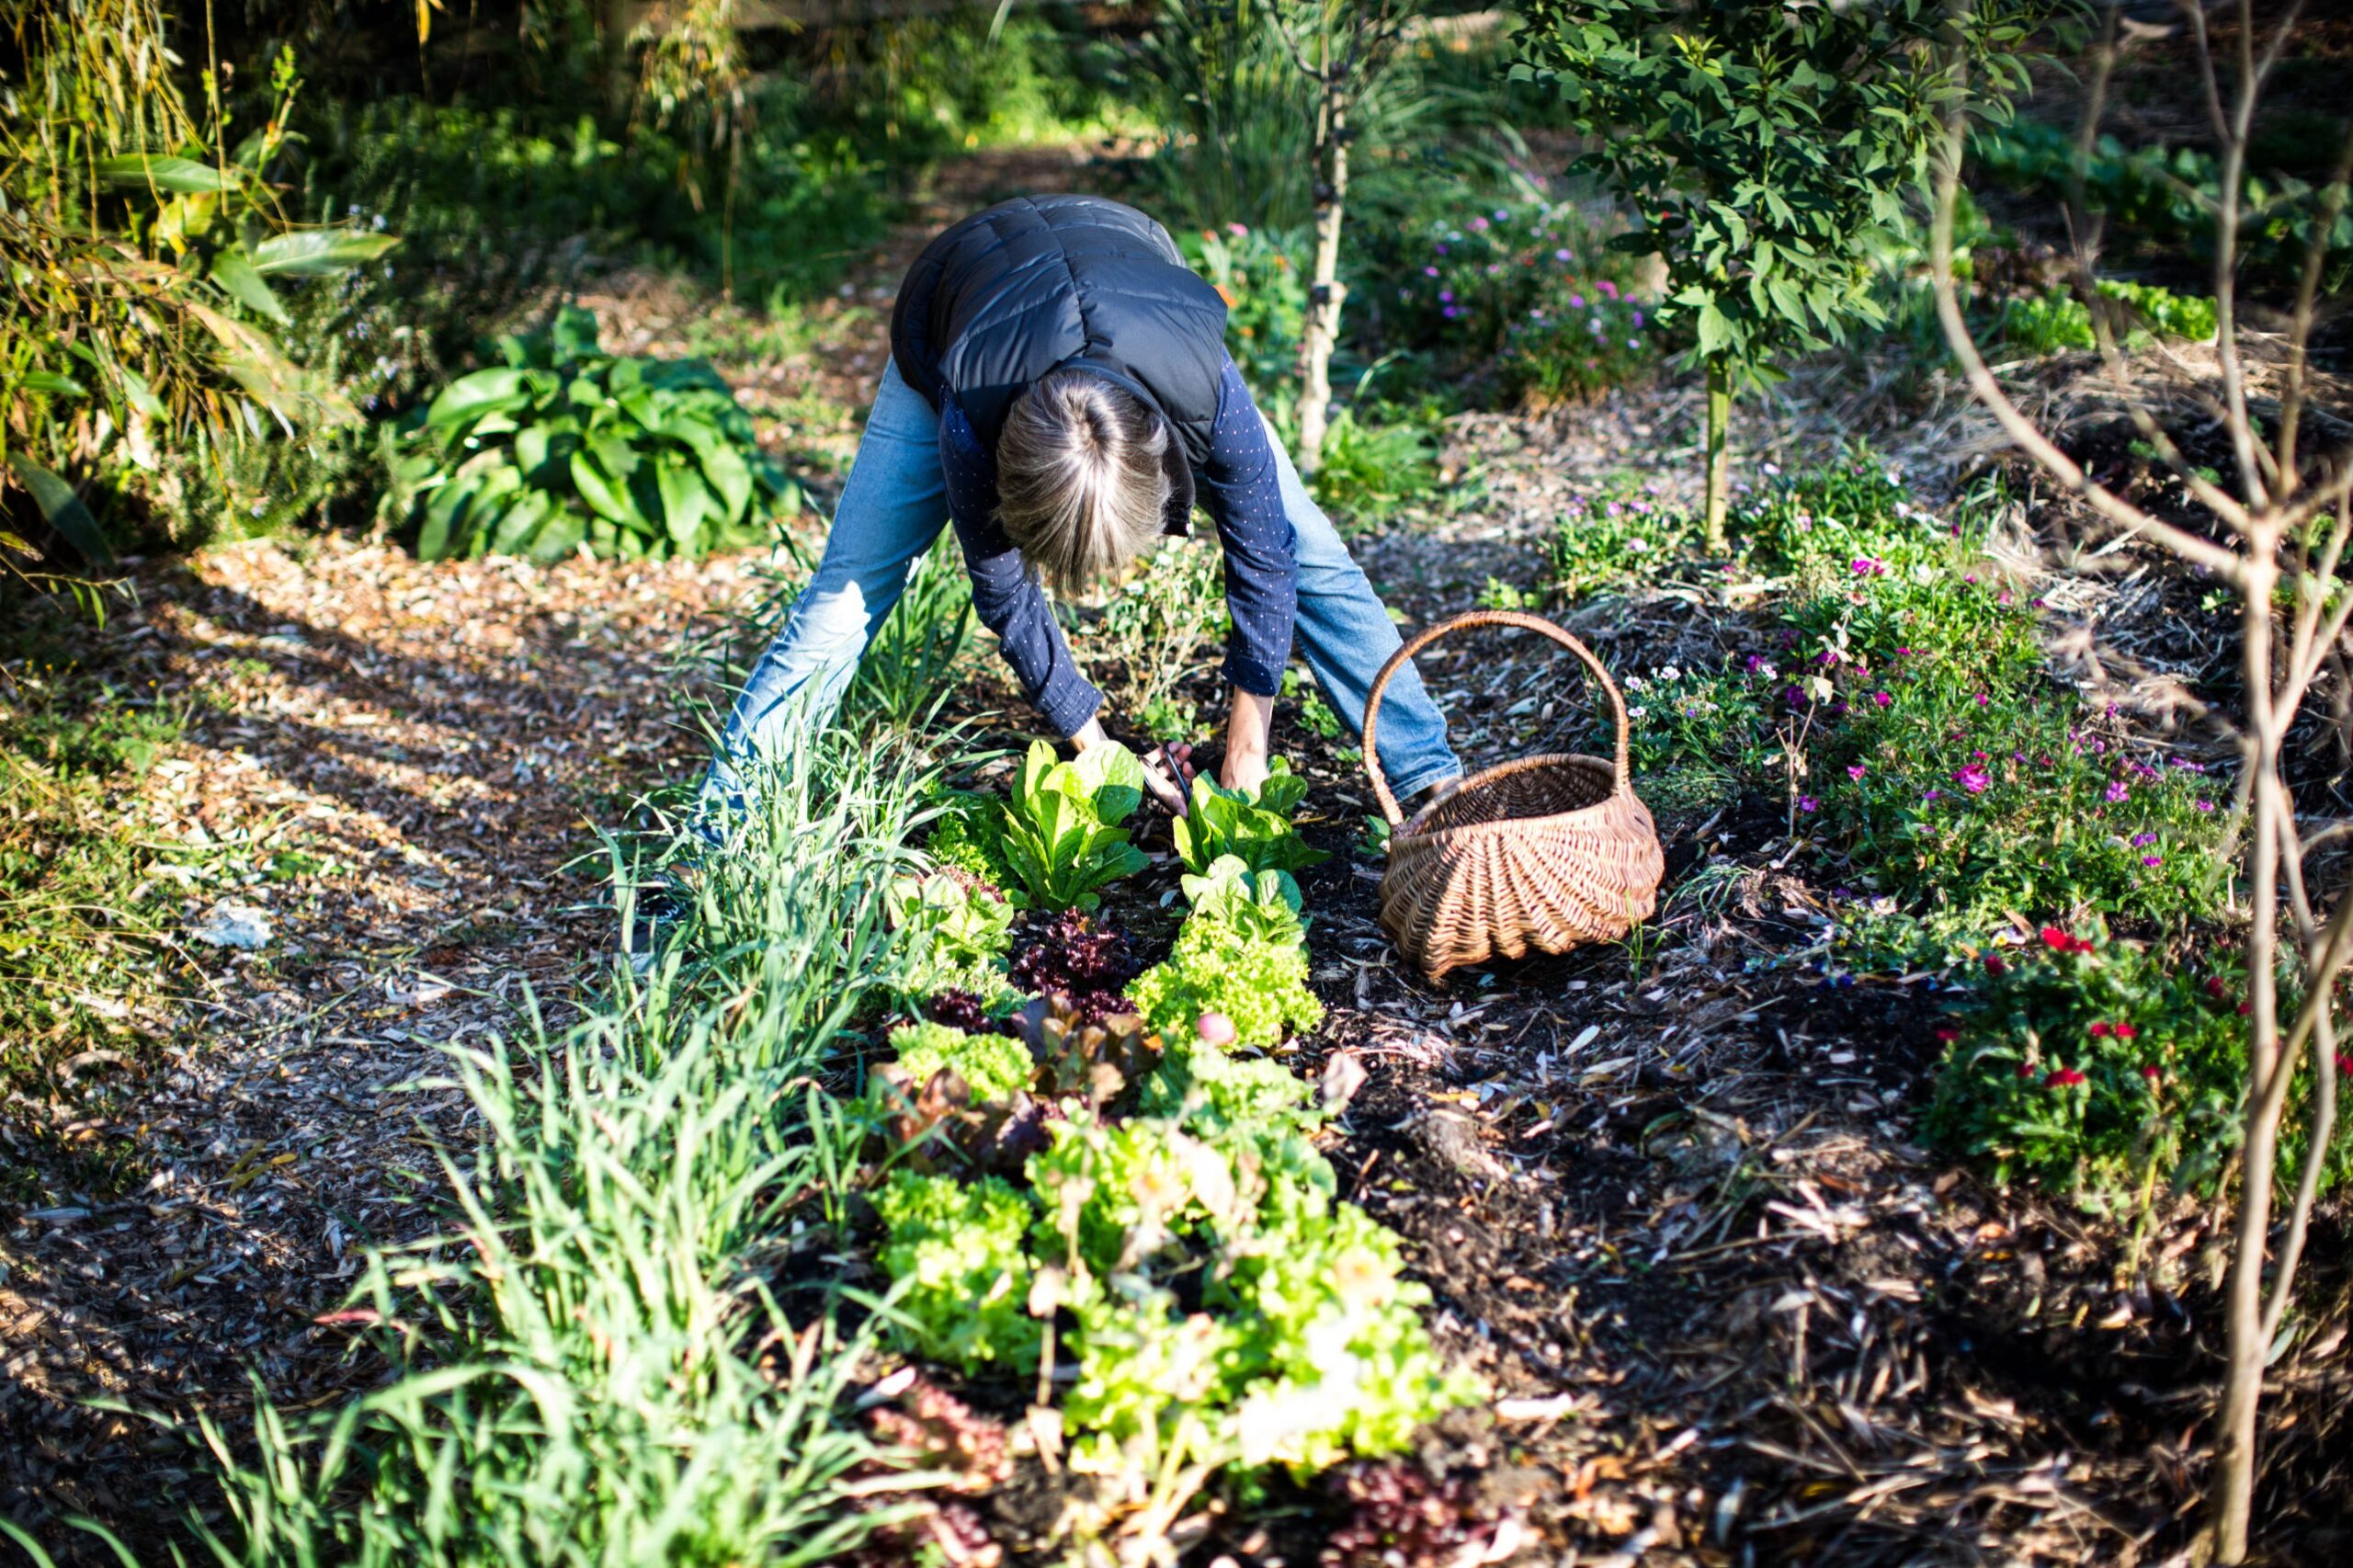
{"left": 1702, "top": 356, "right": 1733, "bottom": 552}
{"left": 2212, "top": 545, "right": 2285, "bottom": 1564}
{"left": 1296, "top": 63, "right": 1348, "bottom": 479}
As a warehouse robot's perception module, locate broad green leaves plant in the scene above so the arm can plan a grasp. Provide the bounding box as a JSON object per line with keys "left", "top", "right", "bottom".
{"left": 998, "top": 740, "right": 1151, "bottom": 912}
{"left": 1515, "top": 0, "right": 2040, "bottom": 546}
{"left": 1172, "top": 756, "right": 1329, "bottom": 878}
{"left": 879, "top": 1020, "right": 1036, "bottom": 1107}
{"left": 390, "top": 304, "right": 798, "bottom": 562}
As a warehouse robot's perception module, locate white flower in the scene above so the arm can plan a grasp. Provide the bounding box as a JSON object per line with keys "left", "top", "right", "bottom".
{"left": 1659, "top": 665, "right": 1682, "bottom": 681}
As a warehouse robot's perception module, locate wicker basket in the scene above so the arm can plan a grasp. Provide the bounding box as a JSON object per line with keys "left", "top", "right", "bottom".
{"left": 1361, "top": 610, "right": 1665, "bottom": 980}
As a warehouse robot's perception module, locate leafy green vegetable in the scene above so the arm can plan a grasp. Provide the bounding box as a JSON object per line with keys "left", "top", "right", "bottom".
{"left": 1131, "top": 917, "right": 1324, "bottom": 1049}
{"left": 886, "top": 871, "right": 1017, "bottom": 1005}
{"left": 1142, "top": 1038, "right": 1324, "bottom": 1140}
{"left": 881, "top": 1019, "right": 1035, "bottom": 1107}
{"left": 923, "top": 789, "right": 1022, "bottom": 894}
{"left": 873, "top": 1171, "right": 1042, "bottom": 1374}
{"left": 1181, "top": 854, "right": 1307, "bottom": 945}
{"left": 998, "top": 740, "right": 1152, "bottom": 911}
{"left": 1172, "top": 757, "right": 1329, "bottom": 878}
{"left": 389, "top": 304, "right": 797, "bottom": 562}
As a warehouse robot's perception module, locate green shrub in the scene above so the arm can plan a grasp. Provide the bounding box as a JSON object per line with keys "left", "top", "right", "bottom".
{"left": 1927, "top": 930, "right": 2353, "bottom": 1214}
{"left": 1996, "top": 279, "right": 2220, "bottom": 356}
{"left": 388, "top": 305, "right": 799, "bottom": 562}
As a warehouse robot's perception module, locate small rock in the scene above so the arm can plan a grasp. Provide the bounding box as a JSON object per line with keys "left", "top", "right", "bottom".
{"left": 190, "top": 901, "right": 272, "bottom": 949}
{"left": 1319, "top": 1048, "right": 1369, "bottom": 1114}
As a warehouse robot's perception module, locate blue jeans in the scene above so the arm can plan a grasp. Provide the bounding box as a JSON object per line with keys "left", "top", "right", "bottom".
{"left": 703, "top": 359, "right": 1459, "bottom": 807}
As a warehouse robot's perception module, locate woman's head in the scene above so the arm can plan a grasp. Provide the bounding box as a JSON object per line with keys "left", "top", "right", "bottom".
{"left": 995, "top": 369, "right": 1172, "bottom": 597}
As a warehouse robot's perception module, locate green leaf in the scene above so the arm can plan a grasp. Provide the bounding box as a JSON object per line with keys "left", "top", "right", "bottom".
{"left": 1696, "top": 301, "right": 1732, "bottom": 356}
{"left": 654, "top": 459, "right": 710, "bottom": 552}
{"left": 18, "top": 371, "right": 85, "bottom": 398}
{"left": 94, "top": 154, "right": 239, "bottom": 194}
{"left": 551, "top": 306, "right": 602, "bottom": 364}
{"left": 6, "top": 458, "right": 113, "bottom": 568}
{"left": 570, "top": 450, "right": 640, "bottom": 528}
{"left": 424, "top": 369, "right": 529, "bottom": 431}
{"left": 249, "top": 229, "right": 401, "bottom": 277}
{"left": 210, "top": 249, "right": 289, "bottom": 324}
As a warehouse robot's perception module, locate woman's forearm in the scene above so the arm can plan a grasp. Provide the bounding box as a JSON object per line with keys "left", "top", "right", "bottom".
{"left": 1223, "top": 687, "right": 1274, "bottom": 790}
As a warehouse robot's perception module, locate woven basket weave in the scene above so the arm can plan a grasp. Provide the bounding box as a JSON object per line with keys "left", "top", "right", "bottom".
{"left": 1362, "top": 610, "right": 1665, "bottom": 980}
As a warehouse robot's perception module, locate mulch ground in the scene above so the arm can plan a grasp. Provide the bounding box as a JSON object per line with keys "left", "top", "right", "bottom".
{"left": 2, "top": 540, "right": 770, "bottom": 1544}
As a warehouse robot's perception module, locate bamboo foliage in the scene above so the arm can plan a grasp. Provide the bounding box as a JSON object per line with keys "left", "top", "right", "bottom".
{"left": 0, "top": 0, "right": 395, "bottom": 565}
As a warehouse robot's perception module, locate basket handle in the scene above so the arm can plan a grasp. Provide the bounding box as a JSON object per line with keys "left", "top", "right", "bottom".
{"left": 1360, "top": 609, "right": 1633, "bottom": 827}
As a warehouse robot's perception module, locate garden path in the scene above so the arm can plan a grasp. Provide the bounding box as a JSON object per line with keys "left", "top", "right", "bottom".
{"left": 1, "top": 542, "right": 764, "bottom": 1542}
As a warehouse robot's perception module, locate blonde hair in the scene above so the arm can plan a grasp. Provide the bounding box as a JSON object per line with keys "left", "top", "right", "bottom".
{"left": 995, "top": 370, "right": 1172, "bottom": 597}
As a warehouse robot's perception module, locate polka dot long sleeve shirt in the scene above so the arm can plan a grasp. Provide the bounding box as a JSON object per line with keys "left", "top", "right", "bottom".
{"left": 938, "top": 355, "right": 1298, "bottom": 738}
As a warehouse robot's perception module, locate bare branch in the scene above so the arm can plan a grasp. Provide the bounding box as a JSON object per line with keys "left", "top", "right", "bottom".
{"left": 1927, "top": 117, "right": 2248, "bottom": 579}
{"left": 2260, "top": 946, "right": 2341, "bottom": 1345}
{"left": 2277, "top": 122, "right": 2353, "bottom": 485}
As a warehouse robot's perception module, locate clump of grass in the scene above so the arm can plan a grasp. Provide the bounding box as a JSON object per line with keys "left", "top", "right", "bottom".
{"left": 176, "top": 732, "right": 941, "bottom": 1565}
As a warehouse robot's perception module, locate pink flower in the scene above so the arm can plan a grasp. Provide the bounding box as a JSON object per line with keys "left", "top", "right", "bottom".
{"left": 2106, "top": 779, "right": 2131, "bottom": 803}
{"left": 1568, "top": 293, "right": 1586, "bottom": 309}
{"left": 1871, "top": 690, "right": 1893, "bottom": 708}
{"left": 1227, "top": 222, "right": 1249, "bottom": 237}
{"left": 1955, "top": 763, "right": 1991, "bottom": 794}
{"left": 2196, "top": 799, "right": 2215, "bottom": 812}
{"left": 1554, "top": 247, "right": 1572, "bottom": 262}
{"left": 2046, "top": 1067, "right": 2087, "bottom": 1088}
{"left": 1847, "top": 764, "right": 1867, "bottom": 781}
{"left": 1852, "top": 557, "right": 1885, "bottom": 576}
{"left": 1469, "top": 216, "right": 1489, "bottom": 232}
{"left": 1423, "top": 265, "right": 1439, "bottom": 278}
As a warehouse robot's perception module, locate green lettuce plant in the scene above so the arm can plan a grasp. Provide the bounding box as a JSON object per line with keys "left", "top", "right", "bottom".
{"left": 873, "top": 1171, "right": 1042, "bottom": 1374}
{"left": 886, "top": 870, "right": 1017, "bottom": 1005}
{"left": 390, "top": 304, "right": 798, "bottom": 562}
{"left": 1172, "top": 756, "right": 1328, "bottom": 878}
{"left": 879, "top": 1020, "right": 1035, "bottom": 1108}
{"left": 998, "top": 739, "right": 1151, "bottom": 911}
{"left": 1180, "top": 855, "right": 1306, "bottom": 945}
{"left": 1131, "top": 918, "right": 1324, "bottom": 1049}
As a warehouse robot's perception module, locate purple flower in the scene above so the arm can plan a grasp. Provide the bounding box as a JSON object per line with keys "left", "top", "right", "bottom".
{"left": 1798, "top": 795, "right": 1820, "bottom": 813}
{"left": 1443, "top": 305, "right": 1461, "bottom": 319}
{"left": 2142, "top": 854, "right": 2163, "bottom": 868}
{"left": 1975, "top": 691, "right": 1991, "bottom": 707}
{"left": 1784, "top": 686, "right": 1807, "bottom": 706}
{"left": 1494, "top": 208, "right": 1510, "bottom": 222}
{"left": 1871, "top": 690, "right": 1893, "bottom": 708}
{"left": 1568, "top": 293, "right": 1586, "bottom": 309}
{"left": 1423, "top": 265, "right": 1439, "bottom": 278}
{"left": 2105, "top": 779, "right": 2131, "bottom": 803}
{"left": 1469, "top": 216, "right": 1489, "bottom": 232}
{"left": 2196, "top": 798, "right": 2216, "bottom": 812}
{"left": 1955, "top": 763, "right": 1991, "bottom": 795}
{"left": 1438, "top": 289, "right": 1455, "bottom": 303}
{"left": 1852, "top": 557, "right": 1885, "bottom": 576}
{"left": 2131, "top": 832, "right": 2156, "bottom": 846}
{"left": 1923, "top": 789, "right": 1943, "bottom": 801}
{"left": 1631, "top": 310, "right": 1644, "bottom": 327}
{"left": 1554, "top": 247, "right": 1572, "bottom": 262}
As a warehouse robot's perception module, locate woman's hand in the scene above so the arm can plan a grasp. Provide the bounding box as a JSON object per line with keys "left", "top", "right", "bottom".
{"left": 1222, "top": 687, "right": 1275, "bottom": 794}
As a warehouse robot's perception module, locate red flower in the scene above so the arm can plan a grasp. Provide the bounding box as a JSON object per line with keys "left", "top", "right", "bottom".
{"left": 1984, "top": 954, "right": 2009, "bottom": 976}
{"left": 2046, "top": 1067, "right": 2087, "bottom": 1088}
{"left": 2205, "top": 977, "right": 2229, "bottom": 999}
{"left": 2039, "top": 925, "right": 2070, "bottom": 949}
{"left": 2338, "top": 1053, "right": 2353, "bottom": 1076}
{"left": 2141, "top": 1066, "right": 2164, "bottom": 1084}
{"left": 2088, "top": 1022, "right": 2112, "bottom": 1039}
{"left": 2111, "top": 1022, "right": 2137, "bottom": 1040}
{"left": 1934, "top": 1027, "right": 1960, "bottom": 1043}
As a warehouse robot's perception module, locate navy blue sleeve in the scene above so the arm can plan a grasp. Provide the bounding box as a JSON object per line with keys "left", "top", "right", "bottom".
{"left": 938, "top": 401, "right": 1105, "bottom": 737}
{"left": 1196, "top": 358, "right": 1299, "bottom": 698}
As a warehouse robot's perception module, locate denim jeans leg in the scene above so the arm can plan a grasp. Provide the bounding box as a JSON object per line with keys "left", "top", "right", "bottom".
{"left": 699, "top": 360, "right": 949, "bottom": 812}
{"left": 1274, "top": 437, "right": 1461, "bottom": 801}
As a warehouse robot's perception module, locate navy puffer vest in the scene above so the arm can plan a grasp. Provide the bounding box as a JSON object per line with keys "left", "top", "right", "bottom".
{"left": 889, "top": 195, "right": 1231, "bottom": 469}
